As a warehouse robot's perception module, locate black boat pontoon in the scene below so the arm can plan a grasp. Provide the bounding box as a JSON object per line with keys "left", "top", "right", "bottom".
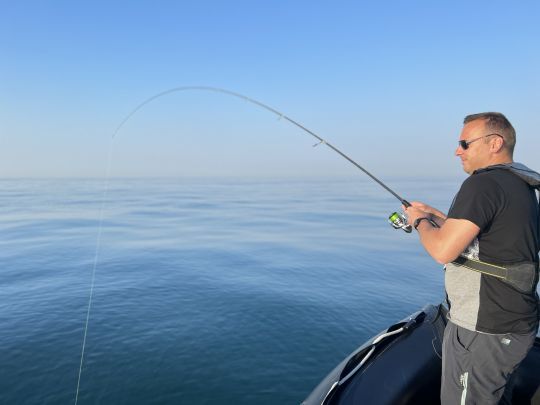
{"left": 303, "top": 304, "right": 540, "bottom": 405}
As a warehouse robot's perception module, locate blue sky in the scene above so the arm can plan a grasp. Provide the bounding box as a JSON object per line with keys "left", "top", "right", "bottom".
{"left": 1, "top": 1, "right": 539, "bottom": 178}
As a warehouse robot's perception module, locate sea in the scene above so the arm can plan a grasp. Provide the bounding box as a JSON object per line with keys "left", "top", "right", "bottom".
{"left": 1, "top": 176, "right": 464, "bottom": 404}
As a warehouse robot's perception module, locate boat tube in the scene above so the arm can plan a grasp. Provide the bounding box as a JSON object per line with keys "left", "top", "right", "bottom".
{"left": 302, "top": 304, "right": 540, "bottom": 405}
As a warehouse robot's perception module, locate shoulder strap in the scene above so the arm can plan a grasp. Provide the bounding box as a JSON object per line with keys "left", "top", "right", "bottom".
{"left": 480, "top": 162, "right": 540, "bottom": 188}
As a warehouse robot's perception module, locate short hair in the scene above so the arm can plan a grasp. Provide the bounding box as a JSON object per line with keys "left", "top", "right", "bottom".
{"left": 463, "top": 112, "right": 516, "bottom": 154}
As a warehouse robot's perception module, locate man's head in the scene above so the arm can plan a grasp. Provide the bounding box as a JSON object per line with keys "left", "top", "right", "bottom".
{"left": 456, "top": 112, "right": 515, "bottom": 174}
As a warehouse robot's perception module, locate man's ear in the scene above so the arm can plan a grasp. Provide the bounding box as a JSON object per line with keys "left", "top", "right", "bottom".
{"left": 491, "top": 136, "right": 505, "bottom": 153}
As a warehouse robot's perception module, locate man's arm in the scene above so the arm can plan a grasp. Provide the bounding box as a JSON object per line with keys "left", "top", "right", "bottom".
{"left": 404, "top": 203, "right": 480, "bottom": 264}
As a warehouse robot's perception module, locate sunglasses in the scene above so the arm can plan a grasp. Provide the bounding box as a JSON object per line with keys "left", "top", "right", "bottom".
{"left": 458, "top": 133, "right": 503, "bottom": 150}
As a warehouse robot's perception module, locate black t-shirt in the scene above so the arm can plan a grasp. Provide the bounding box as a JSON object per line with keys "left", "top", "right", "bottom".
{"left": 448, "top": 168, "right": 538, "bottom": 265}
{"left": 446, "top": 167, "right": 539, "bottom": 333}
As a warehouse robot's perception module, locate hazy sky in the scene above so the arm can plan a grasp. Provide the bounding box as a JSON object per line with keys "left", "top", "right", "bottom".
{"left": 1, "top": 1, "right": 539, "bottom": 178}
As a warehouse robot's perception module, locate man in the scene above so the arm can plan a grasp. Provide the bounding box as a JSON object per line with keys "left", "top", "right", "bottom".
{"left": 404, "top": 112, "right": 539, "bottom": 404}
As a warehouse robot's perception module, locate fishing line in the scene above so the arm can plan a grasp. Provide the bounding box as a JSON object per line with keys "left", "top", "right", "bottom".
{"left": 74, "top": 138, "right": 114, "bottom": 405}
{"left": 75, "top": 86, "right": 413, "bottom": 402}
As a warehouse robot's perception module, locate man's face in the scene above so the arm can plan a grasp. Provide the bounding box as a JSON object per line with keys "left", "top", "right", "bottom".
{"left": 455, "top": 120, "right": 493, "bottom": 174}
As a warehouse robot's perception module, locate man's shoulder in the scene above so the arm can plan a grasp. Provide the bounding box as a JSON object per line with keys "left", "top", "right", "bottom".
{"left": 461, "top": 170, "right": 503, "bottom": 193}
{"left": 472, "top": 165, "right": 527, "bottom": 183}
{"left": 476, "top": 167, "right": 535, "bottom": 196}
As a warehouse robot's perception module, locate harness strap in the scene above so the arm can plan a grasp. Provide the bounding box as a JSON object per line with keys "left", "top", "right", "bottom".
{"left": 451, "top": 256, "right": 507, "bottom": 279}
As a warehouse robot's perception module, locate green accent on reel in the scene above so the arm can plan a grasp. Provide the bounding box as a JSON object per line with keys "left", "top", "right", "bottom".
{"left": 388, "top": 211, "right": 412, "bottom": 233}
{"left": 389, "top": 212, "right": 401, "bottom": 223}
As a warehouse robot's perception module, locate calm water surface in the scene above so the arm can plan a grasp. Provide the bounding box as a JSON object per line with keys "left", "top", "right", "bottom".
{"left": 1, "top": 177, "right": 460, "bottom": 404}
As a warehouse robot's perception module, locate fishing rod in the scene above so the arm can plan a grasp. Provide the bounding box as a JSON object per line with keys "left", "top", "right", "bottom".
{"left": 75, "top": 86, "right": 417, "bottom": 403}
{"left": 112, "top": 86, "right": 414, "bottom": 231}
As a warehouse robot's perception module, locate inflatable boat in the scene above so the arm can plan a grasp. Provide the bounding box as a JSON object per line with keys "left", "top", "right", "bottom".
{"left": 302, "top": 304, "right": 540, "bottom": 404}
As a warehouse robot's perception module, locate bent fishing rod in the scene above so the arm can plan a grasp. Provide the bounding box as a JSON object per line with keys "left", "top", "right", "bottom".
{"left": 112, "top": 86, "right": 414, "bottom": 231}
{"left": 75, "top": 86, "right": 417, "bottom": 403}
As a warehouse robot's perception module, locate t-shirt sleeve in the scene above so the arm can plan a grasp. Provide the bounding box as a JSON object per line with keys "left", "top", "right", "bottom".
{"left": 447, "top": 174, "right": 503, "bottom": 230}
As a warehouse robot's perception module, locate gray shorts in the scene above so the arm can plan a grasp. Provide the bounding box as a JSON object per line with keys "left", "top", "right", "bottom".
{"left": 441, "top": 321, "right": 536, "bottom": 405}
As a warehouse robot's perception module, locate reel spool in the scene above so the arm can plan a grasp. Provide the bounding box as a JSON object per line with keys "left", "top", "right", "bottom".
{"left": 388, "top": 212, "right": 412, "bottom": 233}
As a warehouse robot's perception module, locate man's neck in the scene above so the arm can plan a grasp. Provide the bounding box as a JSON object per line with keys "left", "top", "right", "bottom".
{"left": 488, "top": 155, "right": 513, "bottom": 166}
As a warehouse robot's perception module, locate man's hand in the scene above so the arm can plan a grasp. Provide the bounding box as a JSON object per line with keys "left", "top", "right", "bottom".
{"left": 403, "top": 201, "right": 447, "bottom": 228}
{"left": 402, "top": 204, "right": 429, "bottom": 226}
{"left": 407, "top": 201, "right": 447, "bottom": 220}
